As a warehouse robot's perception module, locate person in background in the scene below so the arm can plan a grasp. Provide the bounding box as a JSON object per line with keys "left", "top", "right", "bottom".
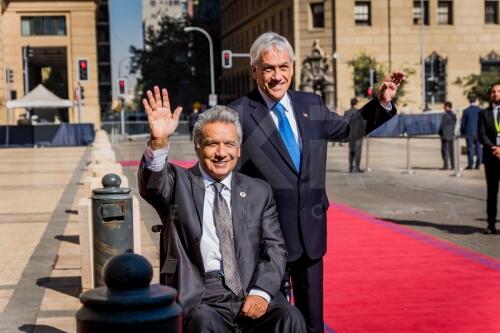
{"left": 344, "top": 97, "right": 364, "bottom": 173}
{"left": 478, "top": 82, "right": 500, "bottom": 234}
{"left": 460, "top": 93, "right": 482, "bottom": 170}
{"left": 189, "top": 106, "right": 200, "bottom": 141}
{"left": 439, "top": 101, "right": 457, "bottom": 170}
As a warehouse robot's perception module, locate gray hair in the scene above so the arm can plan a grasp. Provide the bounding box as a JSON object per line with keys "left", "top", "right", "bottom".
{"left": 249, "top": 32, "right": 295, "bottom": 66}
{"left": 193, "top": 105, "right": 243, "bottom": 148}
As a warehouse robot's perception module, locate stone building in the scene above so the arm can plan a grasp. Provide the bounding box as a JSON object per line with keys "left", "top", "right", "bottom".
{"left": 0, "top": 0, "right": 108, "bottom": 126}
{"left": 221, "top": 0, "right": 500, "bottom": 111}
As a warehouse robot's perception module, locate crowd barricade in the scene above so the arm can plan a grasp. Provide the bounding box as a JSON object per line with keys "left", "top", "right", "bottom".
{"left": 365, "top": 112, "right": 462, "bottom": 176}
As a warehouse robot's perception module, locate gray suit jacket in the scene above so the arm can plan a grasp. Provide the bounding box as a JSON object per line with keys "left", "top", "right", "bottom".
{"left": 138, "top": 160, "right": 287, "bottom": 316}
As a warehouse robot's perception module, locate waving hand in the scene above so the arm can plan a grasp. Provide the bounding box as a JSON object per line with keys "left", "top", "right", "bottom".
{"left": 143, "top": 86, "right": 182, "bottom": 149}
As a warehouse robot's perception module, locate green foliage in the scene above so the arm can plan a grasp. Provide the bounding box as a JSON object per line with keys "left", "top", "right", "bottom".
{"left": 347, "top": 52, "right": 415, "bottom": 104}
{"left": 454, "top": 70, "right": 500, "bottom": 104}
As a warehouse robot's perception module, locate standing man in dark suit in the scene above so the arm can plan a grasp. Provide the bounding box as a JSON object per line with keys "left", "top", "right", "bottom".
{"left": 138, "top": 93, "right": 306, "bottom": 332}
{"left": 228, "top": 32, "right": 406, "bottom": 333}
{"left": 461, "top": 94, "right": 482, "bottom": 169}
{"left": 478, "top": 82, "right": 500, "bottom": 235}
{"left": 344, "top": 97, "right": 364, "bottom": 173}
{"left": 439, "top": 101, "right": 457, "bottom": 170}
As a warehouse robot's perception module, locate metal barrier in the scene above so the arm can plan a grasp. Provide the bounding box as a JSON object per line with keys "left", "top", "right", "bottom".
{"left": 364, "top": 135, "right": 462, "bottom": 176}
{"left": 101, "top": 120, "right": 190, "bottom": 137}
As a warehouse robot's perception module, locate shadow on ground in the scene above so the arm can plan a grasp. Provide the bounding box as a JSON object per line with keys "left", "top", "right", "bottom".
{"left": 54, "top": 235, "right": 79, "bottom": 245}
{"left": 19, "top": 324, "right": 66, "bottom": 333}
{"left": 384, "top": 218, "right": 485, "bottom": 235}
{"left": 36, "top": 276, "right": 82, "bottom": 298}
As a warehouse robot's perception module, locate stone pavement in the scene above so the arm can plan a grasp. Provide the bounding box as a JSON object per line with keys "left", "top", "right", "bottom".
{"left": 0, "top": 135, "right": 497, "bottom": 332}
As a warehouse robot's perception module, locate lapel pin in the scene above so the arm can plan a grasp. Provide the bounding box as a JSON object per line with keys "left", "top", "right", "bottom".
{"left": 303, "top": 113, "right": 309, "bottom": 118}
{"left": 240, "top": 192, "right": 246, "bottom": 197}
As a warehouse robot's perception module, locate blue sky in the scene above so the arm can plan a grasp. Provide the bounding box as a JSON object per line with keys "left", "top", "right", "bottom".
{"left": 109, "top": 0, "right": 143, "bottom": 98}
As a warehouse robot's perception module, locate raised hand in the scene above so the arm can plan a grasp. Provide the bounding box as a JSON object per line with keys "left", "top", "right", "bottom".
{"left": 143, "top": 86, "right": 182, "bottom": 149}
{"left": 377, "top": 70, "right": 407, "bottom": 104}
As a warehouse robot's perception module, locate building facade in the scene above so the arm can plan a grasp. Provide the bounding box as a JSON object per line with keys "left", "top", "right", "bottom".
{"left": 0, "top": 0, "right": 104, "bottom": 126}
{"left": 221, "top": 0, "right": 500, "bottom": 111}
{"left": 142, "top": 0, "right": 192, "bottom": 32}
{"left": 96, "top": 0, "right": 111, "bottom": 114}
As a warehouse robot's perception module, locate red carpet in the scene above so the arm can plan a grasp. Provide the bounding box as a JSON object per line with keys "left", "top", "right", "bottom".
{"left": 324, "top": 203, "right": 500, "bottom": 333}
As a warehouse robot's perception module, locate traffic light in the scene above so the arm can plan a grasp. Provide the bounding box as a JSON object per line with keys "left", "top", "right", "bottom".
{"left": 80, "top": 86, "right": 85, "bottom": 100}
{"left": 222, "top": 50, "right": 232, "bottom": 69}
{"left": 373, "top": 71, "right": 379, "bottom": 84}
{"left": 6, "top": 68, "right": 13, "bottom": 84}
{"left": 78, "top": 59, "right": 88, "bottom": 81}
{"left": 118, "top": 78, "right": 126, "bottom": 96}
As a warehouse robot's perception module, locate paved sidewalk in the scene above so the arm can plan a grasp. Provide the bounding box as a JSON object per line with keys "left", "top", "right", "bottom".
{"left": 0, "top": 146, "right": 159, "bottom": 332}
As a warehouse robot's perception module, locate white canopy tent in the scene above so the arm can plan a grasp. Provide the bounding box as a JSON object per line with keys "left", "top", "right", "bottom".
{"left": 7, "top": 83, "right": 73, "bottom": 109}
{"left": 6, "top": 84, "right": 73, "bottom": 124}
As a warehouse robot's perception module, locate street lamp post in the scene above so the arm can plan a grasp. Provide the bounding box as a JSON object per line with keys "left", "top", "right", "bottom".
{"left": 183, "top": 26, "right": 215, "bottom": 104}
{"left": 118, "top": 56, "right": 130, "bottom": 79}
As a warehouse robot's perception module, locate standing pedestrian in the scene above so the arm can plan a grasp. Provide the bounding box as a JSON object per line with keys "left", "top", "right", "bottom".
{"left": 344, "top": 98, "right": 364, "bottom": 173}
{"left": 461, "top": 94, "right": 482, "bottom": 169}
{"left": 439, "top": 101, "right": 457, "bottom": 170}
{"left": 478, "top": 82, "right": 500, "bottom": 234}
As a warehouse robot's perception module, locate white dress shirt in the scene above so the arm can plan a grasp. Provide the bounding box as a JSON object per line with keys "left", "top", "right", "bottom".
{"left": 143, "top": 146, "right": 271, "bottom": 302}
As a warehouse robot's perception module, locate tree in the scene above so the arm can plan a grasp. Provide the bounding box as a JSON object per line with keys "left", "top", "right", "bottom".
{"left": 454, "top": 70, "right": 500, "bottom": 104}
{"left": 129, "top": 1, "right": 221, "bottom": 112}
{"left": 347, "top": 52, "right": 415, "bottom": 104}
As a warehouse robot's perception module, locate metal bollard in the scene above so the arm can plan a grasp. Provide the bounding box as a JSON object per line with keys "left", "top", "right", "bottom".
{"left": 92, "top": 173, "right": 133, "bottom": 287}
{"left": 76, "top": 253, "right": 182, "bottom": 332}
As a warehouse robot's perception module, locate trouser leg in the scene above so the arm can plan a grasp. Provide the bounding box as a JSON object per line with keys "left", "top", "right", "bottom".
{"left": 475, "top": 138, "right": 482, "bottom": 166}
{"left": 289, "top": 256, "right": 324, "bottom": 333}
{"left": 448, "top": 139, "right": 455, "bottom": 169}
{"left": 484, "top": 163, "right": 500, "bottom": 228}
{"left": 441, "top": 139, "right": 448, "bottom": 168}
{"left": 466, "top": 137, "right": 474, "bottom": 167}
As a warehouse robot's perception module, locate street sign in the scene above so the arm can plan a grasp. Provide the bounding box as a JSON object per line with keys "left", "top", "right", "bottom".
{"left": 209, "top": 94, "right": 218, "bottom": 107}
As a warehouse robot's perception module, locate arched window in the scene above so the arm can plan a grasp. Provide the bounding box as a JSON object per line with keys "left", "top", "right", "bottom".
{"left": 425, "top": 52, "right": 447, "bottom": 104}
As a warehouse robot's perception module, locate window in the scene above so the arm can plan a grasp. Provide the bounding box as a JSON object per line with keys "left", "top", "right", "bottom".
{"left": 413, "top": 1, "right": 429, "bottom": 25}
{"left": 425, "top": 52, "right": 447, "bottom": 103}
{"left": 310, "top": 2, "right": 325, "bottom": 28}
{"left": 354, "top": 1, "right": 371, "bottom": 26}
{"left": 21, "top": 16, "right": 66, "bottom": 36}
{"left": 485, "top": 1, "right": 499, "bottom": 24}
{"left": 437, "top": 1, "right": 453, "bottom": 25}
{"left": 480, "top": 51, "right": 500, "bottom": 73}
{"left": 150, "top": 0, "right": 156, "bottom": 6}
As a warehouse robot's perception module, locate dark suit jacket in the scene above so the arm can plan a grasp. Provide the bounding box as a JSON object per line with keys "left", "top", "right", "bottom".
{"left": 138, "top": 161, "right": 287, "bottom": 316}
{"left": 344, "top": 107, "right": 364, "bottom": 144}
{"left": 439, "top": 111, "right": 457, "bottom": 140}
{"left": 478, "top": 106, "right": 500, "bottom": 165}
{"left": 229, "top": 89, "right": 396, "bottom": 261}
{"left": 460, "top": 105, "right": 481, "bottom": 137}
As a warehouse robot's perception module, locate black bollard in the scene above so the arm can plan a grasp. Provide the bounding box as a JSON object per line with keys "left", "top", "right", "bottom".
{"left": 76, "top": 253, "right": 182, "bottom": 332}
{"left": 91, "top": 173, "right": 134, "bottom": 286}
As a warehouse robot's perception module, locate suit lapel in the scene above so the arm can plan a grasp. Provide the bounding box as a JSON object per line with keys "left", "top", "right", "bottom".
{"left": 230, "top": 173, "right": 246, "bottom": 270}
{"left": 248, "top": 89, "right": 299, "bottom": 173}
{"left": 188, "top": 164, "right": 205, "bottom": 236}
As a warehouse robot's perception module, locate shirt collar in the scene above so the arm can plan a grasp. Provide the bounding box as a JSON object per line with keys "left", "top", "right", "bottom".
{"left": 198, "top": 164, "right": 232, "bottom": 191}
{"left": 257, "top": 86, "right": 292, "bottom": 112}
